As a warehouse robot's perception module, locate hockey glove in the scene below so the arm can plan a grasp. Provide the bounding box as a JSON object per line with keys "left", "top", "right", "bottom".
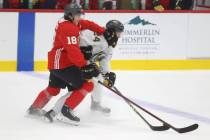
{"left": 80, "top": 45, "right": 93, "bottom": 60}
{"left": 81, "top": 63, "right": 100, "bottom": 80}
{"left": 103, "top": 72, "right": 116, "bottom": 87}
{"left": 91, "top": 51, "right": 106, "bottom": 62}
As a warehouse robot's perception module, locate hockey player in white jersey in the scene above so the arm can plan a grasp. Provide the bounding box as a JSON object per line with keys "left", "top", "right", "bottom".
{"left": 44, "top": 20, "right": 124, "bottom": 123}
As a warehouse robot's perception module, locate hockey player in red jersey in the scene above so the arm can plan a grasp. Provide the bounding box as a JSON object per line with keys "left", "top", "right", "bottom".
{"left": 27, "top": 3, "right": 112, "bottom": 123}
{"left": 42, "top": 20, "right": 124, "bottom": 123}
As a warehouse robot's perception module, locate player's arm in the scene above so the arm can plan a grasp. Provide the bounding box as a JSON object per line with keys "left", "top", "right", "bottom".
{"left": 80, "top": 19, "right": 105, "bottom": 35}
{"left": 80, "top": 45, "right": 93, "bottom": 60}
{"left": 100, "top": 56, "right": 111, "bottom": 74}
{"left": 99, "top": 49, "right": 116, "bottom": 87}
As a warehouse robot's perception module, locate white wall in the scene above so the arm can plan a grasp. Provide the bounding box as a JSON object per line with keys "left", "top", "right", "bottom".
{"left": 0, "top": 12, "right": 210, "bottom": 63}
{"left": 187, "top": 14, "right": 210, "bottom": 58}
{"left": 34, "top": 12, "right": 210, "bottom": 61}
{"left": 0, "top": 12, "right": 18, "bottom": 60}
{"left": 34, "top": 13, "right": 63, "bottom": 61}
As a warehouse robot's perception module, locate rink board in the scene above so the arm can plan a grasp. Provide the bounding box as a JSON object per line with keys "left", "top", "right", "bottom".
{"left": 34, "top": 60, "right": 210, "bottom": 71}
{"left": 0, "top": 10, "right": 210, "bottom": 71}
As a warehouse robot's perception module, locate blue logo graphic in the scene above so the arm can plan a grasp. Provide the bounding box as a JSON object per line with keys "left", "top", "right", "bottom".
{"left": 126, "top": 16, "right": 156, "bottom": 26}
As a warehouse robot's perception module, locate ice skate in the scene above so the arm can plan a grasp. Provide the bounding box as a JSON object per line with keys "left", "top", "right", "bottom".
{"left": 91, "top": 100, "right": 111, "bottom": 114}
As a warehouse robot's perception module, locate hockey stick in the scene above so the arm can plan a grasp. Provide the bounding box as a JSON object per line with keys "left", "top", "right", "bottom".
{"left": 113, "top": 86, "right": 170, "bottom": 131}
{"left": 98, "top": 81, "right": 199, "bottom": 133}
{"left": 95, "top": 74, "right": 164, "bottom": 130}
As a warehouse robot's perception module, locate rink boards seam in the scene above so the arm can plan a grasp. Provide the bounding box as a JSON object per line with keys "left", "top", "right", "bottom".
{"left": 34, "top": 60, "right": 210, "bottom": 71}
{"left": 1, "top": 60, "right": 210, "bottom": 71}
{"left": 0, "top": 61, "right": 17, "bottom": 71}
{"left": 0, "top": 59, "right": 210, "bottom": 71}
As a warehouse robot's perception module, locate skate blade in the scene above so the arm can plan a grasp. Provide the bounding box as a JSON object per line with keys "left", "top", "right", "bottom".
{"left": 25, "top": 113, "right": 50, "bottom": 123}
{"left": 25, "top": 109, "right": 47, "bottom": 116}
{"left": 55, "top": 114, "right": 79, "bottom": 126}
{"left": 41, "top": 115, "right": 54, "bottom": 123}
{"left": 25, "top": 110, "right": 52, "bottom": 123}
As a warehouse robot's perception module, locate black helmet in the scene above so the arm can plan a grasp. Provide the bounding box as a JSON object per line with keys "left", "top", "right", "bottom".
{"left": 64, "top": 3, "right": 83, "bottom": 20}
{"left": 106, "top": 20, "right": 124, "bottom": 32}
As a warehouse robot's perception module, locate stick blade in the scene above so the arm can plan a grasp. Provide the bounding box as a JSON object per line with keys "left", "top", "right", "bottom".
{"left": 176, "top": 124, "right": 199, "bottom": 133}
{"left": 151, "top": 124, "right": 170, "bottom": 131}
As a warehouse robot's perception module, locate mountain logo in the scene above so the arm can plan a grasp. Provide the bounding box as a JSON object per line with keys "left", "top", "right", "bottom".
{"left": 125, "top": 16, "right": 156, "bottom": 26}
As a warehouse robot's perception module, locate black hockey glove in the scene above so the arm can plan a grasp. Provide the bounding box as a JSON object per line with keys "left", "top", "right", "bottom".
{"left": 81, "top": 63, "right": 100, "bottom": 80}
{"left": 103, "top": 29, "right": 118, "bottom": 48}
{"left": 80, "top": 45, "right": 93, "bottom": 60}
{"left": 103, "top": 72, "right": 116, "bottom": 87}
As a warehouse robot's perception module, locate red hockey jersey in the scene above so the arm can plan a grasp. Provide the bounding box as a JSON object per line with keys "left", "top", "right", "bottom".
{"left": 48, "top": 19, "right": 105, "bottom": 70}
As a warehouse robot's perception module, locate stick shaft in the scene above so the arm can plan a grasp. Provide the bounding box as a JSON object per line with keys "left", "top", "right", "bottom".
{"left": 98, "top": 81, "right": 175, "bottom": 129}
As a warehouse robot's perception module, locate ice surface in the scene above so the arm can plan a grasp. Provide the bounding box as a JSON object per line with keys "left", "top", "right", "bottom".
{"left": 0, "top": 71, "right": 209, "bottom": 140}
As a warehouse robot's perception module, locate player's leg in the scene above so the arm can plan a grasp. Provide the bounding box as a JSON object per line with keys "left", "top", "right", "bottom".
{"left": 44, "top": 83, "right": 75, "bottom": 122}
{"left": 45, "top": 65, "right": 99, "bottom": 123}
{"left": 46, "top": 66, "right": 93, "bottom": 123}
{"left": 44, "top": 92, "right": 71, "bottom": 122}
{"left": 54, "top": 92, "right": 71, "bottom": 115}
{"left": 28, "top": 71, "right": 67, "bottom": 116}
{"left": 61, "top": 81, "right": 94, "bottom": 122}
{"left": 91, "top": 75, "right": 111, "bottom": 114}
{"left": 28, "top": 87, "right": 60, "bottom": 116}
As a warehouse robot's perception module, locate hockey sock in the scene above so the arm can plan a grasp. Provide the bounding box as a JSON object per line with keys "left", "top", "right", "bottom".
{"left": 64, "top": 81, "right": 94, "bottom": 110}
{"left": 32, "top": 87, "right": 60, "bottom": 109}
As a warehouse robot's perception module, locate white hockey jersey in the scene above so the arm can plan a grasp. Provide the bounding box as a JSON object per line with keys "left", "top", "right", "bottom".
{"left": 79, "top": 30, "right": 113, "bottom": 74}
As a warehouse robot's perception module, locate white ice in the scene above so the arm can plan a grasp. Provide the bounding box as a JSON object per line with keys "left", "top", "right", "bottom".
{"left": 0, "top": 71, "right": 210, "bottom": 140}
